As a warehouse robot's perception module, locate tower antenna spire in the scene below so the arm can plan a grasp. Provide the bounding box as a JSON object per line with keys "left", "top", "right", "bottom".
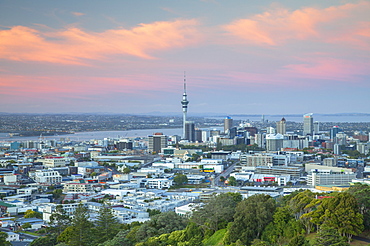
{"left": 181, "top": 71, "right": 189, "bottom": 139}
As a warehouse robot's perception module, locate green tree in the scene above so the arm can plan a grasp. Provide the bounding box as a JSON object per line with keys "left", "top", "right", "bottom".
{"left": 183, "top": 222, "right": 203, "bottom": 245}
{"left": 288, "top": 234, "right": 310, "bottom": 246}
{"left": 174, "top": 173, "right": 188, "bottom": 185}
{"left": 227, "top": 176, "right": 237, "bottom": 186}
{"left": 261, "top": 206, "right": 303, "bottom": 245}
{"left": 147, "top": 209, "right": 161, "bottom": 217}
{"left": 313, "top": 223, "right": 349, "bottom": 246}
{"left": 123, "top": 167, "right": 131, "bottom": 174}
{"left": 24, "top": 209, "right": 42, "bottom": 219}
{"left": 347, "top": 183, "right": 370, "bottom": 229}
{"left": 52, "top": 189, "right": 63, "bottom": 199}
{"left": 192, "top": 192, "right": 242, "bottom": 233}
{"left": 289, "top": 190, "right": 316, "bottom": 234}
{"left": 90, "top": 171, "right": 97, "bottom": 177}
{"left": 62, "top": 204, "right": 94, "bottom": 246}
{"left": 131, "top": 211, "right": 188, "bottom": 243}
{"left": 30, "top": 234, "right": 58, "bottom": 246}
{"left": 251, "top": 239, "right": 269, "bottom": 246}
{"left": 57, "top": 226, "right": 75, "bottom": 244}
{"left": 305, "top": 193, "right": 364, "bottom": 242}
{"left": 341, "top": 150, "right": 364, "bottom": 159}
{"left": 225, "top": 194, "right": 276, "bottom": 245}
{"left": 148, "top": 211, "right": 188, "bottom": 236}
{"left": 22, "top": 222, "right": 32, "bottom": 229}
{"left": 101, "top": 230, "right": 133, "bottom": 246}
{"left": 94, "top": 205, "right": 120, "bottom": 244}
{"left": 50, "top": 205, "right": 71, "bottom": 235}
{"left": 0, "top": 231, "right": 11, "bottom": 246}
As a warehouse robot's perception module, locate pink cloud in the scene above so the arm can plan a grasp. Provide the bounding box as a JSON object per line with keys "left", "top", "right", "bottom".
{"left": 0, "top": 19, "right": 202, "bottom": 65}
{"left": 71, "top": 12, "right": 85, "bottom": 16}
{"left": 223, "top": 1, "right": 370, "bottom": 48}
{"left": 198, "top": 56, "right": 370, "bottom": 90}
{"left": 0, "top": 73, "right": 177, "bottom": 99}
{"left": 281, "top": 57, "right": 370, "bottom": 82}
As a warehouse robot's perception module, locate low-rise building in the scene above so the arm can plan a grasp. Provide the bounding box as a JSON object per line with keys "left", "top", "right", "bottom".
{"left": 240, "top": 154, "right": 273, "bottom": 168}
{"left": 175, "top": 203, "right": 197, "bottom": 217}
{"left": 6, "top": 232, "right": 19, "bottom": 242}
{"left": 0, "top": 201, "right": 17, "bottom": 216}
{"left": 308, "top": 171, "right": 356, "bottom": 187}
{"left": 255, "top": 166, "right": 303, "bottom": 179}
{"left": 3, "top": 173, "right": 20, "bottom": 185}
{"left": 146, "top": 178, "right": 173, "bottom": 189}
{"left": 186, "top": 175, "right": 205, "bottom": 184}
{"left": 112, "top": 207, "right": 149, "bottom": 223}
{"left": 34, "top": 169, "right": 62, "bottom": 184}
{"left": 17, "top": 187, "right": 38, "bottom": 195}
{"left": 42, "top": 157, "right": 67, "bottom": 168}
{"left": 63, "top": 182, "right": 93, "bottom": 193}
{"left": 240, "top": 186, "right": 283, "bottom": 198}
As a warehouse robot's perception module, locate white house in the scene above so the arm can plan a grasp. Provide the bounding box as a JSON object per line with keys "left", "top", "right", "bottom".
{"left": 34, "top": 169, "right": 62, "bottom": 184}
{"left": 146, "top": 178, "right": 173, "bottom": 189}
{"left": 6, "top": 232, "right": 19, "bottom": 242}
{"left": 175, "top": 203, "right": 197, "bottom": 218}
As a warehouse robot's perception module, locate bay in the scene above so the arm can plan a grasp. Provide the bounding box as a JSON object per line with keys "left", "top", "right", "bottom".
{"left": 0, "top": 127, "right": 223, "bottom": 142}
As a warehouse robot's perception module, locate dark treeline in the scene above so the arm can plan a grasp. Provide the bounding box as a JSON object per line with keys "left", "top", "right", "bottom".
{"left": 31, "top": 184, "right": 370, "bottom": 246}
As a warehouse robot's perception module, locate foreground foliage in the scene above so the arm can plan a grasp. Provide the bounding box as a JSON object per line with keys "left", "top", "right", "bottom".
{"left": 30, "top": 186, "right": 370, "bottom": 246}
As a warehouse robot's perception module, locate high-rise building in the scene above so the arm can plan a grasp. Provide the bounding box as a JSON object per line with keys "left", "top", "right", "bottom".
{"left": 255, "top": 133, "right": 266, "bottom": 149}
{"left": 266, "top": 134, "right": 284, "bottom": 151}
{"left": 330, "top": 126, "right": 342, "bottom": 140}
{"left": 195, "top": 129, "right": 202, "bottom": 142}
{"left": 276, "top": 117, "right": 286, "bottom": 135}
{"left": 229, "top": 127, "right": 237, "bottom": 139}
{"left": 303, "top": 113, "right": 313, "bottom": 136}
{"left": 184, "top": 121, "right": 195, "bottom": 142}
{"left": 266, "top": 127, "right": 276, "bottom": 134}
{"left": 181, "top": 75, "right": 189, "bottom": 139}
{"left": 201, "top": 130, "right": 210, "bottom": 142}
{"left": 224, "top": 116, "right": 233, "bottom": 133}
{"left": 313, "top": 121, "right": 319, "bottom": 135}
{"left": 116, "top": 139, "right": 133, "bottom": 150}
{"left": 148, "top": 133, "right": 167, "bottom": 153}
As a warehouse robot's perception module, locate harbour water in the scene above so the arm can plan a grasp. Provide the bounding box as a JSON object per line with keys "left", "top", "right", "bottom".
{"left": 216, "top": 114, "right": 370, "bottom": 123}
{"left": 0, "top": 127, "right": 223, "bottom": 142}
{"left": 1, "top": 114, "right": 369, "bottom": 142}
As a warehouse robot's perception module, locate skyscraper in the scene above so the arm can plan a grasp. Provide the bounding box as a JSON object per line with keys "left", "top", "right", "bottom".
{"left": 303, "top": 113, "right": 313, "bottom": 136}
{"left": 148, "top": 133, "right": 168, "bottom": 153}
{"left": 313, "top": 121, "right": 319, "bottom": 135}
{"left": 181, "top": 75, "right": 189, "bottom": 139}
{"left": 330, "top": 126, "right": 342, "bottom": 140}
{"left": 224, "top": 116, "right": 233, "bottom": 133}
{"left": 185, "top": 121, "right": 195, "bottom": 142}
{"left": 276, "top": 117, "right": 286, "bottom": 135}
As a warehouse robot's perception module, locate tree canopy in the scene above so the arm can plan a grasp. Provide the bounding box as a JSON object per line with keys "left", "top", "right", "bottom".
{"left": 225, "top": 194, "right": 276, "bottom": 245}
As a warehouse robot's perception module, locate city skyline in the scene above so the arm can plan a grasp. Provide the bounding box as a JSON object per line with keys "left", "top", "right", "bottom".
{"left": 1, "top": 0, "right": 369, "bottom": 115}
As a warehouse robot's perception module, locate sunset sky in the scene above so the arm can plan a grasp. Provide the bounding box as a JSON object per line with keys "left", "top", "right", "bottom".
{"left": 1, "top": 0, "right": 369, "bottom": 115}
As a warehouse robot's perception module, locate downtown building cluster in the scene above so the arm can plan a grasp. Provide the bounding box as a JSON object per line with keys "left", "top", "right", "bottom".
{"left": 0, "top": 88, "right": 369, "bottom": 243}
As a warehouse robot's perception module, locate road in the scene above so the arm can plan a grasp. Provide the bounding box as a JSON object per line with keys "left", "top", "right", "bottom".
{"left": 213, "top": 161, "right": 238, "bottom": 187}
{"left": 353, "top": 235, "right": 370, "bottom": 243}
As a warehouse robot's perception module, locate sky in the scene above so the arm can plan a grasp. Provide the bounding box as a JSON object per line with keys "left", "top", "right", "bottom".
{"left": 0, "top": 0, "right": 369, "bottom": 115}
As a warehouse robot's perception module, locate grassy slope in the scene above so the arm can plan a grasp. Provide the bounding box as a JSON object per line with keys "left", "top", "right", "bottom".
{"left": 203, "top": 229, "right": 226, "bottom": 246}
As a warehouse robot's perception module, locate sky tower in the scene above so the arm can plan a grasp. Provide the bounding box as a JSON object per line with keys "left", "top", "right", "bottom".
{"left": 181, "top": 73, "right": 189, "bottom": 139}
